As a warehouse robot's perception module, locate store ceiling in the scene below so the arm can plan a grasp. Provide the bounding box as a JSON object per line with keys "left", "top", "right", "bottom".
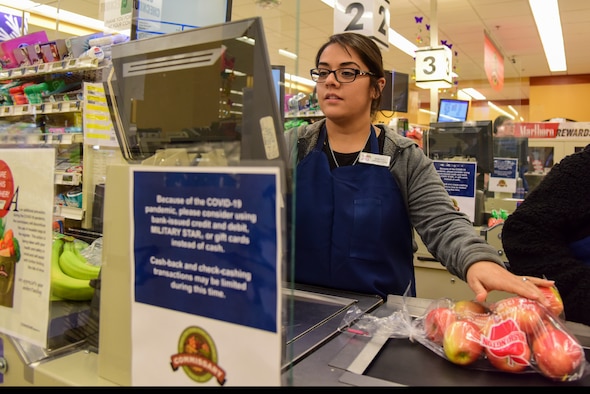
{"left": 35, "top": 0, "right": 590, "bottom": 105}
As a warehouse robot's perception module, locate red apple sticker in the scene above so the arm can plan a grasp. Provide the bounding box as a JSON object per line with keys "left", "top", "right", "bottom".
{"left": 0, "top": 160, "right": 15, "bottom": 218}
{"left": 481, "top": 316, "right": 531, "bottom": 373}
{"left": 492, "top": 297, "right": 545, "bottom": 335}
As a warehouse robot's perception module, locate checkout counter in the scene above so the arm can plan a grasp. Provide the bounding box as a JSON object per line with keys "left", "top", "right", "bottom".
{"left": 2, "top": 288, "right": 589, "bottom": 386}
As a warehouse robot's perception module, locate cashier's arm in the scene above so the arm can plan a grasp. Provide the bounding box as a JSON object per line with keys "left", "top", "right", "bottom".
{"left": 465, "top": 261, "right": 554, "bottom": 308}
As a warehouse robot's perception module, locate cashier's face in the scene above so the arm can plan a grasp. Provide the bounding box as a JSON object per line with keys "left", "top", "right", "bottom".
{"left": 496, "top": 121, "right": 515, "bottom": 137}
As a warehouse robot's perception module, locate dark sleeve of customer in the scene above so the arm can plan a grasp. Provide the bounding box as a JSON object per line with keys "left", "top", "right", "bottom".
{"left": 501, "top": 148, "right": 590, "bottom": 326}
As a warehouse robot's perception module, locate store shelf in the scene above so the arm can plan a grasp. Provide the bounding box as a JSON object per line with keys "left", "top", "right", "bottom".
{"left": 0, "top": 101, "right": 82, "bottom": 117}
{"left": 0, "top": 132, "right": 83, "bottom": 145}
{"left": 0, "top": 57, "right": 100, "bottom": 82}
{"left": 286, "top": 110, "right": 324, "bottom": 119}
{"left": 54, "top": 205, "right": 84, "bottom": 221}
{"left": 54, "top": 171, "right": 82, "bottom": 186}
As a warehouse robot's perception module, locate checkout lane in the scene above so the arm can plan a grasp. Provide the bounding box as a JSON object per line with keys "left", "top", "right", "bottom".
{"left": 2, "top": 286, "right": 589, "bottom": 386}
{"left": 287, "top": 294, "right": 590, "bottom": 387}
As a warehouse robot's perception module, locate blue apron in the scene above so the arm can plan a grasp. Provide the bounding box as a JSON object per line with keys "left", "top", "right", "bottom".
{"left": 294, "top": 125, "right": 415, "bottom": 298}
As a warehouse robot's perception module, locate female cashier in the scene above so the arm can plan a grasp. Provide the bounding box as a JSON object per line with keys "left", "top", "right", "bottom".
{"left": 284, "top": 32, "right": 552, "bottom": 306}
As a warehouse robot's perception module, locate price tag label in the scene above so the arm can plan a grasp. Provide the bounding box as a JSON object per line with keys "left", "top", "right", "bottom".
{"left": 333, "top": 0, "right": 390, "bottom": 51}
{"left": 415, "top": 46, "right": 453, "bottom": 87}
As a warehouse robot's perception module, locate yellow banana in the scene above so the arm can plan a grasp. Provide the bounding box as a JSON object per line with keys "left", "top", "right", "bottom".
{"left": 51, "top": 238, "right": 94, "bottom": 301}
{"left": 59, "top": 240, "right": 100, "bottom": 280}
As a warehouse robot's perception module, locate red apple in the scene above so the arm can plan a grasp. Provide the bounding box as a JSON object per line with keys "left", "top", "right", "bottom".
{"left": 532, "top": 326, "right": 585, "bottom": 380}
{"left": 481, "top": 315, "right": 531, "bottom": 373}
{"left": 537, "top": 285, "right": 564, "bottom": 317}
{"left": 492, "top": 297, "right": 545, "bottom": 335}
{"left": 453, "top": 300, "right": 489, "bottom": 319}
{"left": 424, "top": 306, "right": 457, "bottom": 345}
{"left": 443, "top": 320, "right": 483, "bottom": 366}
{"left": 453, "top": 300, "right": 491, "bottom": 330}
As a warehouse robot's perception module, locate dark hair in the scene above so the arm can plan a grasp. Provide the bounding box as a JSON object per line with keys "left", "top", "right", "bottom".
{"left": 315, "top": 33, "right": 385, "bottom": 115}
{"left": 493, "top": 115, "right": 512, "bottom": 134}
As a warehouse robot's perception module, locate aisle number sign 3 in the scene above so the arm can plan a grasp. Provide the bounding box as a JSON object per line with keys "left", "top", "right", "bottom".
{"left": 334, "top": 0, "right": 390, "bottom": 51}
{"left": 415, "top": 46, "right": 453, "bottom": 89}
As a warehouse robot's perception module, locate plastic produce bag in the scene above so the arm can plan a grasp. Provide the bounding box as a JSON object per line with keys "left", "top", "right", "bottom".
{"left": 339, "top": 285, "right": 589, "bottom": 382}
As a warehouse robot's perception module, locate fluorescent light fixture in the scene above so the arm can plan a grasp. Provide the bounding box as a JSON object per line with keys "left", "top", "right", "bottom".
{"left": 0, "top": 0, "right": 128, "bottom": 34}
{"left": 529, "top": 0, "right": 566, "bottom": 72}
{"left": 488, "top": 101, "right": 515, "bottom": 120}
{"left": 508, "top": 105, "right": 519, "bottom": 115}
{"left": 419, "top": 108, "right": 436, "bottom": 116}
{"left": 388, "top": 28, "right": 418, "bottom": 57}
{"left": 278, "top": 49, "right": 298, "bottom": 60}
{"left": 460, "top": 88, "right": 486, "bottom": 100}
{"left": 286, "top": 72, "right": 315, "bottom": 87}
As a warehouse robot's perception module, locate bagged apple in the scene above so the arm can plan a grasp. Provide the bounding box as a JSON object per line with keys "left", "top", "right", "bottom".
{"left": 415, "top": 287, "right": 590, "bottom": 382}
{"left": 484, "top": 292, "right": 586, "bottom": 381}
{"left": 337, "top": 285, "right": 588, "bottom": 382}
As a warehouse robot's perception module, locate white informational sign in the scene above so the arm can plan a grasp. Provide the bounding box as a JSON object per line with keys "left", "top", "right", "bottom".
{"left": 103, "top": 0, "right": 133, "bottom": 31}
{"left": 415, "top": 46, "right": 453, "bottom": 88}
{"left": 433, "top": 160, "right": 477, "bottom": 223}
{"left": 489, "top": 158, "right": 518, "bottom": 193}
{"left": 83, "top": 82, "right": 119, "bottom": 148}
{"left": 132, "top": 0, "right": 229, "bottom": 40}
{"left": 334, "top": 0, "right": 390, "bottom": 51}
{"left": 0, "top": 148, "right": 55, "bottom": 348}
{"left": 130, "top": 166, "right": 283, "bottom": 386}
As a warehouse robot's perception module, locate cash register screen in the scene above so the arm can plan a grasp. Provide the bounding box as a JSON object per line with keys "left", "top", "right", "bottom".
{"left": 425, "top": 120, "right": 495, "bottom": 175}
{"left": 105, "top": 17, "right": 287, "bottom": 168}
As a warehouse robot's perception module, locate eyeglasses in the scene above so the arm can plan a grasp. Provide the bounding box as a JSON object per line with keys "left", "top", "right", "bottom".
{"left": 309, "top": 67, "right": 375, "bottom": 83}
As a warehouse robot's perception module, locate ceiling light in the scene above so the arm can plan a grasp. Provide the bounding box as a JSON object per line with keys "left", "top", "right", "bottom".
{"left": 508, "top": 105, "right": 519, "bottom": 115}
{"left": 529, "top": 0, "right": 566, "bottom": 72}
{"left": 488, "top": 101, "right": 515, "bottom": 120}
{"left": 286, "top": 72, "right": 315, "bottom": 88}
{"left": 0, "top": 0, "right": 124, "bottom": 34}
{"left": 278, "top": 49, "right": 297, "bottom": 60}
{"left": 460, "top": 88, "right": 486, "bottom": 100}
{"left": 419, "top": 108, "right": 436, "bottom": 116}
{"left": 388, "top": 28, "right": 418, "bottom": 57}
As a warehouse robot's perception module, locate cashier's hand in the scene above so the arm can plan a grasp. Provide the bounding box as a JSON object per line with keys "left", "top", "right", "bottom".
{"left": 465, "top": 261, "right": 555, "bottom": 308}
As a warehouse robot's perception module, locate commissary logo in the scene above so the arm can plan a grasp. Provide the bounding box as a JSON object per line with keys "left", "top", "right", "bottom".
{"left": 170, "top": 326, "right": 226, "bottom": 385}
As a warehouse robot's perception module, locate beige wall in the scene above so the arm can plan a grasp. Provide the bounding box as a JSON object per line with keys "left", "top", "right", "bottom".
{"left": 529, "top": 75, "right": 590, "bottom": 122}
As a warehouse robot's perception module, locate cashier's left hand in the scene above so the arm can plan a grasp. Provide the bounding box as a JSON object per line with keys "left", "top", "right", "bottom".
{"left": 465, "top": 261, "right": 555, "bottom": 308}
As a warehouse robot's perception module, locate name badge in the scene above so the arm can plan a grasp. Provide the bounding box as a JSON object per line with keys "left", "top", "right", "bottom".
{"left": 358, "top": 152, "right": 391, "bottom": 167}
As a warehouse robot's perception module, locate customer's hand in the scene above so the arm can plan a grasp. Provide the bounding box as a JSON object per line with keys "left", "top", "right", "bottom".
{"left": 465, "top": 261, "right": 555, "bottom": 308}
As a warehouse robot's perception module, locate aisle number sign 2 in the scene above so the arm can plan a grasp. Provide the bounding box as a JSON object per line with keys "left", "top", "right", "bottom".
{"left": 415, "top": 46, "right": 453, "bottom": 89}
{"left": 334, "top": 0, "right": 390, "bottom": 51}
